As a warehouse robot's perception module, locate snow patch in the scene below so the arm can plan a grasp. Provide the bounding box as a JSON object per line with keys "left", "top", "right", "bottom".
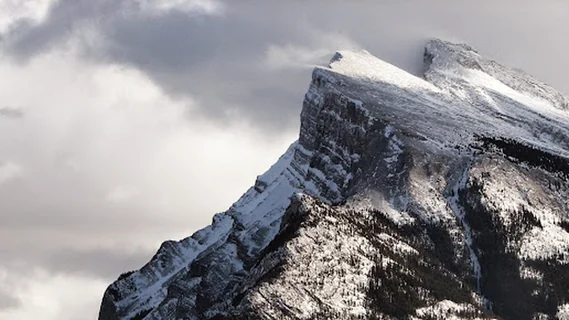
{"left": 415, "top": 300, "right": 489, "bottom": 320}
{"left": 448, "top": 163, "right": 483, "bottom": 292}
{"left": 558, "top": 304, "right": 569, "bottom": 320}
{"left": 519, "top": 225, "right": 569, "bottom": 262}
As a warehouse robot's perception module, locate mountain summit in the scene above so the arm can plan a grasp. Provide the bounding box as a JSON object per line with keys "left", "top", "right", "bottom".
{"left": 99, "top": 39, "right": 569, "bottom": 320}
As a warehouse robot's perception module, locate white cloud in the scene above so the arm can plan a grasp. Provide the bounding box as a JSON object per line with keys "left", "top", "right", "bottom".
{"left": 0, "top": 0, "right": 55, "bottom": 33}
{"left": 0, "top": 162, "right": 23, "bottom": 185}
{"left": 134, "top": 0, "right": 224, "bottom": 15}
{"left": 0, "top": 268, "right": 106, "bottom": 320}
{"left": 106, "top": 185, "right": 139, "bottom": 203}
{"left": 0, "top": 46, "right": 295, "bottom": 235}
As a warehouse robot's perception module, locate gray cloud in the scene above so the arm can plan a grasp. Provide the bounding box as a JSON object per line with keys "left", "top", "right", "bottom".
{"left": 0, "top": 107, "right": 23, "bottom": 118}
{"left": 0, "top": 289, "right": 20, "bottom": 310}
{"left": 0, "top": 2, "right": 365, "bottom": 130}
{"left": 39, "top": 248, "right": 151, "bottom": 280}
{"left": 2, "top": 1, "right": 569, "bottom": 132}
{"left": 0, "top": 222, "right": 154, "bottom": 281}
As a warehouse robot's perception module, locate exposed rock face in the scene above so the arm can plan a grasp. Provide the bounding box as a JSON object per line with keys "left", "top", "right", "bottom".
{"left": 99, "top": 39, "right": 569, "bottom": 320}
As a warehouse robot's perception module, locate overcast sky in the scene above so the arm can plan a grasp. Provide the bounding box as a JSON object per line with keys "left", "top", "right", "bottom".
{"left": 0, "top": 1, "right": 568, "bottom": 319}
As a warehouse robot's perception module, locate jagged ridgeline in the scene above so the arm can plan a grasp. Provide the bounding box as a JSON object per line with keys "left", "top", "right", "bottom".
{"left": 99, "top": 39, "right": 569, "bottom": 320}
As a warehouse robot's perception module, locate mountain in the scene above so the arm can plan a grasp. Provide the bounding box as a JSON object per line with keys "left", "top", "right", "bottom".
{"left": 98, "top": 39, "right": 569, "bottom": 320}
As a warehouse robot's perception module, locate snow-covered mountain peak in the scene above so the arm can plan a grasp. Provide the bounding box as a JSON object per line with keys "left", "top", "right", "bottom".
{"left": 424, "top": 38, "right": 569, "bottom": 112}
{"left": 99, "top": 40, "right": 569, "bottom": 320}
{"left": 424, "top": 38, "right": 481, "bottom": 72}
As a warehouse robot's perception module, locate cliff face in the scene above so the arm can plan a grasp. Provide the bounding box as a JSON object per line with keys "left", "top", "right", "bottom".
{"left": 99, "top": 39, "right": 569, "bottom": 320}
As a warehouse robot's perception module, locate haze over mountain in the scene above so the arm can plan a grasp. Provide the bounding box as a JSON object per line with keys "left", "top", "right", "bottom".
{"left": 99, "top": 40, "right": 569, "bottom": 320}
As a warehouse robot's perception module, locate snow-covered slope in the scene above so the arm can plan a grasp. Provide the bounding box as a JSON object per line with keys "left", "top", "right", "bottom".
{"left": 99, "top": 39, "right": 569, "bottom": 320}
